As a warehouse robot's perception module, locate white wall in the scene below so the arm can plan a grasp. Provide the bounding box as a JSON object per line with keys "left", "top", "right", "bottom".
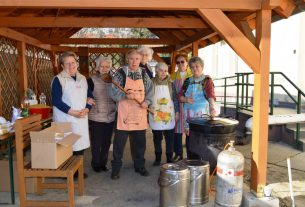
{"left": 199, "top": 12, "right": 305, "bottom": 97}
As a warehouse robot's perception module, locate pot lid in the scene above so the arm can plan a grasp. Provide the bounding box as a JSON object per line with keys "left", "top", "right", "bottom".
{"left": 160, "top": 163, "right": 188, "bottom": 172}
{"left": 188, "top": 117, "right": 239, "bottom": 127}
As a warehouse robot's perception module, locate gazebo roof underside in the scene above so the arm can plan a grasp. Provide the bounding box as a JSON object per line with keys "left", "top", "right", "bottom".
{"left": 0, "top": 0, "right": 304, "bottom": 53}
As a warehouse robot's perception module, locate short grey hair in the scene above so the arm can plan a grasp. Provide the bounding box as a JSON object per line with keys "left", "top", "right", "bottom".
{"left": 137, "top": 45, "right": 154, "bottom": 61}
{"left": 188, "top": 56, "right": 204, "bottom": 68}
{"left": 60, "top": 51, "right": 77, "bottom": 65}
{"left": 155, "top": 62, "right": 168, "bottom": 71}
{"left": 95, "top": 55, "right": 112, "bottom": 70}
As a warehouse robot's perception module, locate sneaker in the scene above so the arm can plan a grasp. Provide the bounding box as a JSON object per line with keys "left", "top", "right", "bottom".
{"left": 111, "top": 170, "right": 120, "bottom": 180}
{"left": 153, "top": 160, "right": 161, "bottom": 166}
{"left": 135, "top": 168, "right": 149, "bottom": 176}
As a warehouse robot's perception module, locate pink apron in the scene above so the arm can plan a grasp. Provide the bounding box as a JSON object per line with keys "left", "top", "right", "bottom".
{"left": 117, "top": 77, "right": 148, "bottom": 131}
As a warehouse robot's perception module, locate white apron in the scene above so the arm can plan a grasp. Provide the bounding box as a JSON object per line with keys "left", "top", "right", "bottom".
{"left": 53, "top": 72, "right": 90, "bottom": 151}
{"left": 149, "top": 85, "right": 175, "bottom": 130}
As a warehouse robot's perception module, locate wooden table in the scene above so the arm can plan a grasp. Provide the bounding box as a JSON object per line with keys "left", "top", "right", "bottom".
{"left": 0, "top": 131, "right": 15, "bottom": 204}
{"left": 0, "top": 117, "right": 52, "bottom": 204}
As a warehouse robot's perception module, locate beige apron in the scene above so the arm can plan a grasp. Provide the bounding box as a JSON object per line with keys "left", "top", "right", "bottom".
{"left": 117, "top": 76, "right": 147, "bottom": 130}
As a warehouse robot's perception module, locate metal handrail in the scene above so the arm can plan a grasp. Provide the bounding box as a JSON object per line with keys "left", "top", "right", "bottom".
{"left": 214, "top": 72, "right": 305, "bottom": 147}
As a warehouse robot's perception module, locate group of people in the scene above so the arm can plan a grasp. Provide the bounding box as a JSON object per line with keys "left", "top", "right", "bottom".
{"left": 51, "top": 46, "right": 216, "bottom": 180}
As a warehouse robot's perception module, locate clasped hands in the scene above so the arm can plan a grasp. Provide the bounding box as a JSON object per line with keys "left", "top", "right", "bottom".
{"left": 68, "top": 108, "right": 89, "bottom": 118}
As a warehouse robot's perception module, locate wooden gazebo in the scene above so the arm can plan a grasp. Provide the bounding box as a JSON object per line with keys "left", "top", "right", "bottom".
{"left": 0, "top": 0, "right": 304, "bottom": 197}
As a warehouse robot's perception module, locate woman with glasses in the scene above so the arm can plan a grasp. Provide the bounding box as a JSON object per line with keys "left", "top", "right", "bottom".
{"left": 170, "top": 53, "right": 192, "bottom": 162}
{"left": 177, "top": 56, "right": 216, "bottom": 159}
{"left": 138, "top": 45, "right": 154, "bottom": 79}
{"left": 87, "top": 56, "right": 116, "bottom": 173}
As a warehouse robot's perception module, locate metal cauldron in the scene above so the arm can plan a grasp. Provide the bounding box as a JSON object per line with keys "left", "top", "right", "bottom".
{"left": 183, "top": 160, "right": 210, "bottom": 206}
{"left": 159, "top": 163, "right": 190, "bottom": 207}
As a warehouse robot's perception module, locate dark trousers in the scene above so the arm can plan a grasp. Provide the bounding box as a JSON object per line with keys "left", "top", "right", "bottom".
{"left": 185, "top": 135, "right": 200, "bottom": 159}
{"left": 73, "top": 150, "right": 84, "bottom": 155}
{"left": 111, "top": 129, "right": 146, "bottom": 171}
{"left": 89, "top": 120, "right": 114, "bottom": 168}
{"left": 173, "top": 133, "right": 183, "bottom": 157}
{"left": 152, "top": 129, "right": 174, "bottom": 160}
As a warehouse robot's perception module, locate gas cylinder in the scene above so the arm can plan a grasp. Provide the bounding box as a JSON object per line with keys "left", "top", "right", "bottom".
{"left": 215, "top": 141, "right": 244, "bottom": 207}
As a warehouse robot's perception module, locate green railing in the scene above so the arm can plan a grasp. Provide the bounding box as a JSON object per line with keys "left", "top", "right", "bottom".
{"left": 214, "top": 72, "right": 305, "bottom": 146}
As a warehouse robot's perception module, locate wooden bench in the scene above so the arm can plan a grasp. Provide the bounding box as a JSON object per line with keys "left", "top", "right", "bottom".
{"left": 15, "top": 114, "right": 84, "bottom": 207}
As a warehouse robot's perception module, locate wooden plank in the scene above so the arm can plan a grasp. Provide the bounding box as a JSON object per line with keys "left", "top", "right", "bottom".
{"left": 153, "top": 53, "right": 166, "bottom": 63}
{"left": 197, "top": 9, "right": 260, "bottom": 73}
{"left": 51, "top": 45, "right": 174, "bottom": 53}
{"left": 0, "top": 0, "right": 261, "bottom": 10}
{"left": 0, "top": 17, "right": 207, "bottom": 29}
{"left": 251, "top": 9, "right": 272, "bottom": 197}
{"left": 240, "top": 20, "right": 256, "bottom": 44}
{"left": 17, "top": 41, "right": 28, "bottom": 102}
{"left": 43, "top": 38, "right": 179, "bottom": 45}
{"left": 0, "top": 28, "right": 51, "bottom": 50}
{"left": 273, "top": 0, "right": 296, "bottom": 18}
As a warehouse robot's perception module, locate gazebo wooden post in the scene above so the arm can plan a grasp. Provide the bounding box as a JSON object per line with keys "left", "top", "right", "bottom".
{"left": 78, "top": 47, "right": 89, "bottom": 77}
{"left": 50, "top": 50, "right": 60, "bottom": 75}
{"left": 170, "top": 51, "right": 177, "bottom": 74}
{"left": 192, "top": 40, "right": 199, "bottom": 56}
{"left": 17, "top": 41, "right": 28, "bottom": 103}
{"left": 250, "top": 8, "right": 272, "bottom": 197}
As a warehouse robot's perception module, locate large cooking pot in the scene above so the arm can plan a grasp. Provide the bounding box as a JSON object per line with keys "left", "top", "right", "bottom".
{"left": 188, "top": 117, "right": 239, "bottom": 134}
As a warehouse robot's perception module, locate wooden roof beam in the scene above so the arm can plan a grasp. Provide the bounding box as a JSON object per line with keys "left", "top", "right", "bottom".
{"left": 42, "top": 38, "right": 179, "bottom": 45}
{"left": 272, "top": 0, "right": 296, "bottom": 18}
{"left": 0, "top": 27, "right": 51, "bottom": 50}
{"left": 0, "top": 0, "right": 261, "bottom": 11}
{"left": 0, "top": 17, "right": 207, "bottom": 29}
{"left": 197, "top": 9, "right": 260, "bottom": 73}
{"left": 51, "top": 46, "right": 175, "bottom": 53}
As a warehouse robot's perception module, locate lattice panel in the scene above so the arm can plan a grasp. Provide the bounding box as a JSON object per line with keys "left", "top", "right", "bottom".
{"left": 26, "top": 45, "right": 54, "bottom": 106}
{"left": 0, "top": 36, "right": 19, "bottom": 120}
{"left": 89, "top": 53, "right": 125, "bottom": 75}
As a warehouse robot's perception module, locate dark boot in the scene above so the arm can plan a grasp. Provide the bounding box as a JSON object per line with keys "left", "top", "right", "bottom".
{"left": 153, "top": 152, "right": 162, "bottom": 166}
{"left": 166, "top": 153, "right": 173, "bottom": 163}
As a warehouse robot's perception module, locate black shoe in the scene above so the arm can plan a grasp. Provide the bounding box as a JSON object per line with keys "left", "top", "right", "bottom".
{"left": 135, "top": 168, "right": 149, "bottom": 176}
{"left": 111, "top": 171, "right": 120, "bottom": 180}
{"left": 74, "top": 172, "right": 88, "bottom": 179}
{"left": 100, "top": 166, "right": 109, "bottom": 172}
{"left": 153, "top": 160, "right": 161, "bottom": 166}
{"left": 92, "top": 166, "right": 102, "bottom": 173}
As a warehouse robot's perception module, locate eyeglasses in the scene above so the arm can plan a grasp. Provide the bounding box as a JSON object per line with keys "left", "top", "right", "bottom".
{"left": 176, "top": 60, "right": 185, "bottom": 65}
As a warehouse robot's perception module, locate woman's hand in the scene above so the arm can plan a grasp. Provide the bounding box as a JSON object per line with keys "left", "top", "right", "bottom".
{"left": 79, "top": 108, "right": 89, "bottom": 118}
{"left": 68, "top": 109, "right": 81, "bottom": 118}
{"left": 87, "top": 98, "right": 96, "bottom": 106}
{"left": 140, "top": 101, "right": 148, "bottom": 109}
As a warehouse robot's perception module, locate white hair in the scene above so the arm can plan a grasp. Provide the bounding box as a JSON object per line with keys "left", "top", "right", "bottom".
{"left": 137, "top": 46, "right": 154, "bottom": 61}
{"left": 95, "top": 55, "right": 112, "bottom": 70}
{"left": 155, "top": 62, "right": 168, "bottom": 71}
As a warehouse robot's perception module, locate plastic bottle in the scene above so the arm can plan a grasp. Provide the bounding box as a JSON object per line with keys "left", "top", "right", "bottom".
{"left": 39, "top": 93, "right": 46, "bottom": 105}
{"left": 21, "top": 91, "right": 30, "bottom": 117}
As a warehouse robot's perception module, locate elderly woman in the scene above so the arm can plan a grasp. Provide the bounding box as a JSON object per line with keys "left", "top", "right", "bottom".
{"left": 178, "top": 56, "right": 216, "bottom": 159}
{"left": 171, "top": 53, "right": 192, "bottom": 162}
{"left": 52, "top": 51, "right": 94, "bottom": 178}
{"left": 149, "top": 62, "right": 178, "bottom": 166}
{"left": 87, "top": 56, "right": 116, "bottom": 173}
{"left": 110, "top": 49, "right": 153, "bottom": 180}
{"left": 138, "top": 45, "right": 154, "bottom": 79}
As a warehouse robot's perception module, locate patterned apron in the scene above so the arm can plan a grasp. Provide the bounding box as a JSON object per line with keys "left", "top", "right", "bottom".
{"left": 149, "top": 84, "right": 175, "bottom": 130}
{"left": 183, "top": 76, "right": 210, "bottom": 130}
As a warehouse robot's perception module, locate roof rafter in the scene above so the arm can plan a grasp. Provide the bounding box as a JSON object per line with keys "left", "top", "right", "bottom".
{"left": 0, "top": 17, "right": 207, "bottom": 29}
{"left": 0, "top": 0, "right": 262, "bottom": 11}
{"left": 42, "top": 38, "right": 179, "bottom": 45}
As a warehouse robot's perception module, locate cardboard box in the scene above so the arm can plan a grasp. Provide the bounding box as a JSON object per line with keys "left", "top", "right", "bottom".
{"left": 30, "top": 122, "right": 80, "bottom": 169}
{"left": 0, "top": 159, "right": 37, "bottom": 193}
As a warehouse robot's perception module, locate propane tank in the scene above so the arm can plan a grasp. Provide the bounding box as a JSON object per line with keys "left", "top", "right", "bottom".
{"left": 215, "top": 141, "right": 244, "bottom": 207}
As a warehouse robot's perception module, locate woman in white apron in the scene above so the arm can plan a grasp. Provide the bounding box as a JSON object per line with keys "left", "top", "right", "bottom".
{"left": 178, "top": 56, "right": 216, "bottom": 159}
{"left": 149, "top": 63, "right": 178, "bottom": 166}
{"left": 52, "top": 51, "right": 94, "bottom": 178}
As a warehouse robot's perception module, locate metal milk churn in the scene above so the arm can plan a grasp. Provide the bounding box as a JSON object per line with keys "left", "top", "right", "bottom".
{"left": 215, "top": 141, "right": 244, "bottom": 207}
{"left": 159, "top": 163, "right": 190, "bottom": 207}
{"left": 184, "top": 160, "right": 210, "bottom": 206}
